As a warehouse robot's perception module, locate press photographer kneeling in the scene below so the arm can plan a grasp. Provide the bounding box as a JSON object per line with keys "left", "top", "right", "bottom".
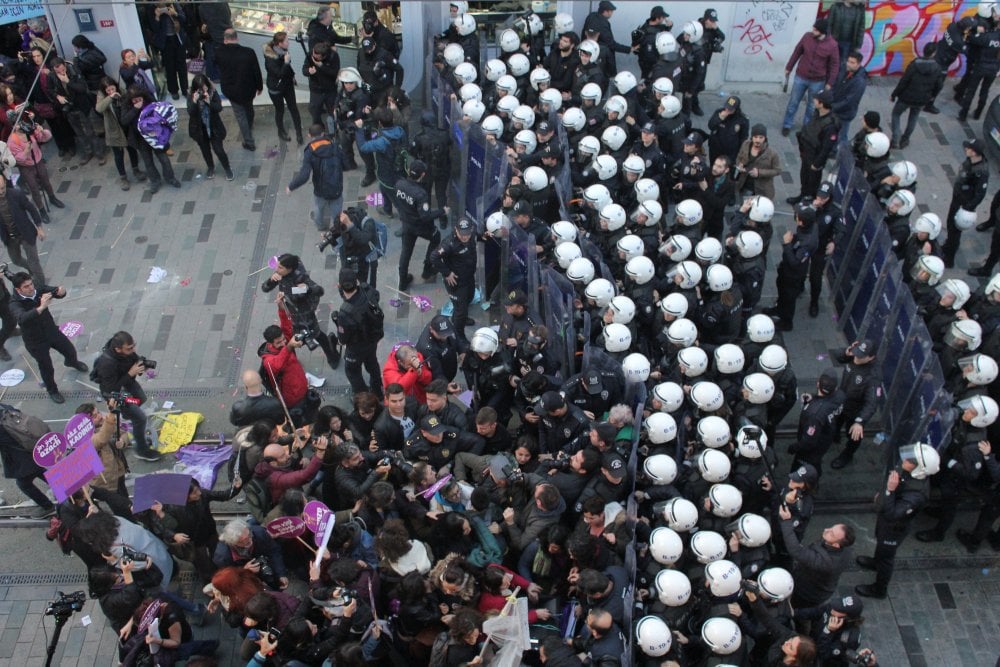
{"left": 93, "top": 330, "right": 161, "bottom": 462}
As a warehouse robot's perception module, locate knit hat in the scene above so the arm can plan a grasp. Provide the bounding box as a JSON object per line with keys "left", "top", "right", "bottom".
{"left": 863, "top": 111, "right": 881, "bottom": 128}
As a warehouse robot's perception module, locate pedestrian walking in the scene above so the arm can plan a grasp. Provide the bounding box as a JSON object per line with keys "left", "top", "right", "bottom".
{"left": 781, "top": 19, "right": 840, "bottom": 136}
{"left": 889, "top": 43, "right": 943, "bottom": 149}
{"left": 214, "top": 29, "right": 263, "bottom": 151}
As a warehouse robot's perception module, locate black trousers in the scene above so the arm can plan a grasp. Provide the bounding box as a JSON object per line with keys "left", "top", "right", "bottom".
{"left": 941, "top": 196, "right": 963, "bottom": 265}
{"left": 871, "top": 536, "right": 900, "bottom": 593}
{"left": 798, "top": 158, "right": 824, "bottom": 199}
{"left": 269, "top": 88, "right": 302, "bottom": 135}
{"left": 398, "top": 228, "right": 441, "bottom": 282}
{"left": 16, "top": 471, "right": 53, "bottom": 509}
{"left": 26, "top": 334, "right": 80, "bottom": 393}
{"left": 774, "top": 265, "right": 805, "bottom": 323}
{"left": 967, "top": 495, "right": 1000, "bottom": 542}
{"left": 447, "top": 281, "right": 476, "bottom": 342}
{"left": 194, "top": 133, "right": 230, "bottom": 171}
{"left": 808, "top": 251, "right": 828, "bottom": 306}
{"left": 344, "top": 343, "right": 382, "bottom": 399}
{"left": 958, "top": 66, "right": 997, "bottom": 114}
{"left": 0, "top": 298, "right": 14, "bottom": 349}
{"left": 308, "top": 91, "right": 337, "bottom": 126}
{"left": 161, "top": 38, "right": 188, "bottom": 96}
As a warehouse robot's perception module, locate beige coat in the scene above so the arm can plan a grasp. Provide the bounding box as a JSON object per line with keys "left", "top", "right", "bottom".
{"left": 734, "top": 139, "right": 782, "bottom": 200}
{"left": 90, "top": 416, "right": 128, "bottom": 492}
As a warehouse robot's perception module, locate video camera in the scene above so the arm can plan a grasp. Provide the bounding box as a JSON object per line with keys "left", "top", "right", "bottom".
{"left": 317, "top": 227, "right": 341, "bottom": 253}
{"left": 45, "top": 591, "right": 85, "bottom": 618}
{"left": 108, "top": 391, "right": 141, "bottom": 413}
{"left": 293, "top": 326, "right": 321, "bottom": 351}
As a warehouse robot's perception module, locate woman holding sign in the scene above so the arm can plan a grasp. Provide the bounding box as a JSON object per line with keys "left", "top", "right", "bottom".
{"left": 0, "top": 410, "right": 55, "bottom": 517}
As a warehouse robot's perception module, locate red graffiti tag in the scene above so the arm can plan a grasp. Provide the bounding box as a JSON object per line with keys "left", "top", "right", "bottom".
{"left": 735, "top": 18, "right": 775, "bottom": 60}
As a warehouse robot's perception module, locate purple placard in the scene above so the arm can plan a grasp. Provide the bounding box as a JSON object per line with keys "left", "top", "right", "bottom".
{"left": 366, "top": 191, "right": 385, "bottom": 207}
{"left": 132, "top": 473, "right": 193, "bottom": 512}
{"left": 43, "top": 442, "right": 104, "bottom": 502}
{"left": 266, "top": 516, "right": 307, "bottom": 539}
{"left": 302, "top": 499, "right": 330, "bottom": 533}
{"left": 420, "top": 473, "right": 453, "bottom": 499}
{"left": 33, "top": 431, "right": 67, "bottom": 468}
{"left": 268, "top": 255, "right": 279, "bottom": 269}
{"left": 59, "top": 321, "right": 84, "bottom": 338}
{"left": 63, "top": 413, "right": 95, "bottom": 450}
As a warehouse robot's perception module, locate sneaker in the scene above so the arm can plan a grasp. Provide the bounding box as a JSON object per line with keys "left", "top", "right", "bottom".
{"left": 134, "top": 450, "right": 162, "bottom": 462}
{"left": 48, "top": 391, "right": 65, "bottom": 404}
{"left": 120, "top": 176, "right": 130, "bottom": 191}
{"left": 225, "top": 167, "right": 235, "bottom": 181}
{"left": 68, "top": 361, "right": 89, "bottom": 372}
{"left": 205, "top": 167, "right": 215, "bottom": 180}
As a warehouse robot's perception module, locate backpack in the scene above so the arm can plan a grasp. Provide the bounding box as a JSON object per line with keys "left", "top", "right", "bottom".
{"left": 386, "top": 133, "right": 409, "bottom": 178}
{"left": 363, "top": 215, "right": 389, "bottom": 262}
{"left": 137, "top": 101, "right": 178, "bottom": 150}
{"left": 0, "top": 403, "right": 50, "bottom": 450}
{"left": 243, "top": 475, "right": 272, "bottom": 524}
{"left": 360, "top": 285, "right": 385, "bottom": 342}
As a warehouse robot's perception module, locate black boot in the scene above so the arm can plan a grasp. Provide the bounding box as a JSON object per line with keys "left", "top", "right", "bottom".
{"left": 959, "top": 109, "right": 969, "bottom": 122}
{"left": 974, "top": 104, "right": 986, "bottom": 120}
{"left": 969, "top": 264, "right": 995, "bottom": 277}
{"left": 278, "top": 129, "right": 291, "bottom": 142}
{"left": 295, "top": 129, "right": 304, "bottom": 145}
{"left": 361, "top": 172, "right": 377, "bottom": 187}
{"left": 830, "top": 450, "right": 854, "bottom": 469}
{"left": 956, "top": 529, "right": 982, "bottom": 553}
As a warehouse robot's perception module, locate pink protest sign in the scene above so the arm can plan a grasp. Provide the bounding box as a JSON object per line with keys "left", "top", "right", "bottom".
{"left": 420, "top": 473, "right": 453, "bottom": 499}
{"left": 366, "top": 191, "right": 384, "bottom": 207}
{"left": 266, "top": 516, "right": 307, "bottom": 539}
{"left": 59, "top": 321, "right": 84, "bottom": 338}
{"left": 64, "top": 413, "right": 95, "bottom": 450}
{"left": 302, "top": 500, "right": 330, "bottom": 533}
{"left": 268, "top": 255, "right": 279, "bottom": 269}
{"left": 43, "top": 441, "right": 104, "bottom": 501}
{"left": 33, "top": 431, "right": 68, "bottom": 468}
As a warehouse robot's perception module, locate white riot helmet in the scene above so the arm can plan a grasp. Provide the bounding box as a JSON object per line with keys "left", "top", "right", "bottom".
{"left": 498, "top": 28, "right": 520, "bottom": 53}
{"left": 746, "top": 314, "right": 776, "bottom": 343}
{"left": 462, "top": 99, "right": 486, "bottom": 123}
{"left": 702, "top": 617, "right": 742, "bottom": 655}
{"left": 891, "top": 160, "right": 918, "bottom": 187}
{"left": 539, "top": 88, "right": 563, "bottom": 112}
{"left": 696, "top": 238, "right": 724, "bottom": 265}
{"left": 485, "top": 211, "right": 509, "bottom": 234}
{"left": 911, "top": 212, "right": 942, "bottom": 240}
{"left": 709, "top": 483, "right": 743, "bottom": 518}
{"left": 946, "top": 319, "right": 983, "bottom": 351}
{"left": 888, "top": 189, "right": 916, "bottom": 216}
{"left": 528, "top": 67, "right": 550, "bottom": 91}
{"left": 593, "top": 154, "right": 619, "bottom": 181}
{"left": 604, "top": 95, "right": 627, "bottom": 117}
{"left": 667, "top": 318, "right": 698, "bottom": 347}
{"left": 512, "top": 104, "right": 535, "bottom": 129}
{"left": 697, "top": 414, "right": 731, "bottom": 448}
{"left": 706, "top": 264, "right": 734, "bottom": 292}
{"left": 714, "top": 344, "right": 745, "bottom": 375}
{"left": 732, "top": 513, "right": 772, "bottom": 547}
{"left": 337, "top": 66, "right": 362, "bottom": 85}
{"left": 757, "top": 567, "right": 795, "bottom": 602}
{"left": 599, "top": 202, "right": 627, "bottom": 232}
{"left": 704, "top": 560, "right": 741, "bottom": 597}
{"left": 645, "top": 413, "right": 678, "bottom": 446}
{"left": 635, "top": 178, "right": 661, "bottom": 202}
{"left": 454, "top": 13, "right": 477, "bottom": 36}
{"left": 623, "top": 352, "right": 651, "bottom": 382}
{"left": 636, "top": 616, "right": 672, "bottom": 658}
{"left": 578, "top": 136, "right": 602, "bottom": 161}
{"left": 567, "top": 257, "right": 595, "bottom": 284}
{"left": 583, "top": 183, "right": 611, "bottom": 211}
{"left": 698, "top": 448, "right": 731, "bottom": 484}
{"left": 672, "top": 261, "right": 704, "bottom": 289}
{"left": 978, "top": 2, "right": 998, "bottom": 18}
{"left": 659, "top": 94, "right": 682, "bottom": 119}
{"left": 523, "top": 166, "right": 547, "bottom": 192}
{"left": 865, "top": 131, "right": 891, "bottom": 158}
{"left": 443, "top": 43, "right": 465, "bottom": 67}
{"left": 643, "top": 452, "right": 678, "bottom": 482}
{"left": 584, "top": 277, "right": 615, "bottom": 306}
{"left": 649, "top": 527, "right": 683, "bottom": 565}
{"left": 691, "top": 381, "right": 725, "bottom": 414}
{"left": 526, "top": 12, "right": 544, "bottom": 36}
{"left": 743, "top": 372, "right": 776, "bottom": 404}
{"left": 554, "top": 242, "right": 582, "bottom": 269}
{"left": 682, "top": 20, "right": 705, "bottom": 43}
{"left": 633, "top": 200, "right": 662, "bottom": 227}
{"left": 601, "top": 125, "right": 628, "bottom": 151}
{"left": 656, "top": 31, "right": 678, "bottom": 55}
{"left": 514, "top": 129, "right": 537, "bottom": 153}
{"left": 899, "top": 442, "right": 941, "bottom": 479}
{"left": 735, "top": 425, "right": 768, "bottom": 459}
{"left": 690, "top": 530, "right": 727, "bottom": 564}
{"left": 758, "top": 344, "right": 788, "bottom": 373}
{"left": 481, "top": 115, "right": 504, "bottom": 137}
{"left": 455, "top": 65, "right": 479, "bottom": 86}
{"left": 955, "top": 207, "right": 978, "bottom": 230}
{"left": 911, "top": 254, "right": 945, "bottom": 285}
{"left": 655, "top": 568, "right": 691, "bottom": 606}
{"left": 660, "top": 235, "right": 693, "bottom": 262}
{"left": 626, "top": 256, "right": 656, "bottom": 285}
{"left": 578, "top": 40, "right": 601, "bottom": 62}
{"left": 662, "top": 497, "right": 699, "bottom": 531}
{"left": 484, "top": 58, "right": 507, "bottom": 82}
{"left": 958, "top": 395, "right": 999, "bottom": 428}
{"left": 617, "top": 234, "right": 645, "bottom": 261}
{"left": 495, "top": 75, "right": 518, "bottom": 97}
{"left": 552, "top": 220, "right": 577, "bottom": 243}
{"left": 676, "top": 199, "right": 704, "bottom": 226}
{"left": 734, "top": 230, "right": 764, "bottom": 258}
{"left": 610, "top": 295, "right": 636, "bottom": 324}
{"left": 652, "top": 381, "right": 685, "bottom": 412}
{"left": 938, "top": 278, "right": 971, "bottom": 310}
{"left": 496, "top": 95, "right": 520, "bottom": 117}
{"left": 554, "top": 12, "right": 574, "bottom": 34}
{"left": 508, "top": 53, "right": 530, "bottom": 78}
{"left": 678, "top": 346, "right": 709, "bottom": 378}
{"left": 457, "top": 80, "right": 480, "bottom": 103}
{"left": 960, "top": 353, "right": 999, "bottom": 386}
{"left": 603, "top": 322, "right": 632, "bottom": 352}
{"left": 449, "top": 1, "right": 469, "bottom": 15}
{"left": 987, "top": 273, "right": 1000, "bottom": 297}
{"left": 614, "top": 71, "right": 637, "bottom": 95}
{"left": 562, "top": 107, "right": 586, "bottom": 132}
{"left": 749, "top": 196, "right": 775, "bottom": 223}
{"left": 469, "top": 328, "right": 499, "bottom": 355}
{"left": 580, "top": 81, "right": 603, "bottom": 103}
{"left": 622, "top": 154, "right": 646, "bottom": 178}
{"left": 652, "top": 77, "right": 674, "bottom": 96}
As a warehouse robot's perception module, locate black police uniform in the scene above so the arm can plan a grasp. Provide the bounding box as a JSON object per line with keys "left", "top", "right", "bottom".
{"left": 394, "top": 174, "right": 446, "bottom": 290}
{"left": 771, "top": 217, "right": 819, "bottom": 329}
{"left": 409, "top": 115, "right": 452, "bottom": 210}
{"left": 403, "top": 425, "right": 483, "bottom": 470}
{"left": 431, "top": 226, "right": 478, "bottom": 342}
{"left": 942, "top": 151, "right": 989, "bottom": 267}
{"left": 462, "top": 351, "right": 514, "bottom": 420}
{"left": 677, "top": 37, "right": 707, "bottom": 116}
{"left": 416, "top": 319, "right": 461, "bottom": 381}
{"left": 859, "top": 468, "right": 928, "bottom": 596}
{"left": 633, "top": 20, "right": 668, "bottom": 80}
{"left": 791, "top": 389, "right": 845, "bottom": 475}
{"left": 539, "top": 403, "right": 590, "bottom": 456}
{"left": 808, "top": 196, "right": 845, "bottom": 314}
{"left": 830, "top": 352, "right": 880, "bottom": 467}
{"left": 358, "top": 43, "right": 403, "bottom": 108}
{"left": 337, "top": 209, "right": 379, "bottom": 287}
{"left": 335, "top": 283, "right": 384, "bottom": 399}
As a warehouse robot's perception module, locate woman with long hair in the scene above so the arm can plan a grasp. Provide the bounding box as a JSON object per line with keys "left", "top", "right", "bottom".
{"left": 262, "top": 31, "right": 303, "bottom": 144}
{"left": 121, "top": 85, "right": 179, "bottom": 194}
{"left": 0, "top": 83, "right": 24, "bottom": 140}
{"left": 95, "top": 76, "right": 146, "bottom": 190}
{"left": 29, "top": 46, "right": 76, "bottom": 157}
{"left": 119, "top": 48, "right": 157, "bottom": 98}
{"left": 186, "top": 73, "right": 232, "bottom": 180}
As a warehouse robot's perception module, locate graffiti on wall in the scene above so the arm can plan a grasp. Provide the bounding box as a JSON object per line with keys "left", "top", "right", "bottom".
{"left": 733, "top": 1, "right": 794, "bottom": 61}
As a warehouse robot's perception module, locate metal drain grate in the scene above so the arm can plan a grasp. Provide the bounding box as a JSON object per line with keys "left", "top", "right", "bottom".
{"left": 2, "top": 388, "right": 223, "bottom": 401}
{"left": 0, "top": 573, "right": 87, "bottom": 585}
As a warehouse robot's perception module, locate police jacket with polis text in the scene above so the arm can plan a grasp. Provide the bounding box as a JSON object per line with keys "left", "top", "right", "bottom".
{"left": 795, "top": 389, "right": 844, "bottom": 456}
{"left": 967, "top": 29, "right": 1000, "bottom": 75}
{"left": 431, "top": 233, "right": 477, "bottom": 283}
{"left": 395, "top": 177, "right": 445, "bottom": 233}
{"left": 834, "top": 355, "right": 880, "bottom": 424}
{"left": 874, "top": 471, "right": 928, "bottom": 541}
{"left": 953, "top": 156, "right": 989, "bottom": 210}
{"left": 936, "top": 21, "right": 968, "bottom": 69}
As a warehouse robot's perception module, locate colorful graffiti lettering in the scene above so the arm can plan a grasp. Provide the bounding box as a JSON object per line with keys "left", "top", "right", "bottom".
{"left": 735, "top": 17, "right": 777, "bottom": 59}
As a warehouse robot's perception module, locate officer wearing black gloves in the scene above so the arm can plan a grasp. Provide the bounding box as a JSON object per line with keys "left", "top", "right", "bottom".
{"left": 409, "top": 112, "right": 451, "bottom": 210}
{"left": 432, "top": 218, "right": 478, "bottom": 343}
{"left": 791, "top": 369, "right": 845, "bottom": 477}
{"left": 855, "top": 444, "right": 939, "bottom": 598}
{"left": 262, "top": 253, "right": 340, "bottom": 369}
{"left": 808, "top": 182, "right": 845, "bottom": 318}
{"left": 334, "top": 268, "right": 383, "bottom": 400}
{"left": 829, "top": 339, "right": 881, "bottom": 470}
{"left": 332, "top": 67, "right": 372, "bottom": 177}
{"left": 357, "top": 37, "right": 402, "bottom": 108}
{"left": 416, "top": 314, "right": 462, "bottom": 381}
{"left": 395, "top": 160, "right": 449, "bottom": 292}
{"left": 765, "top": 204, "right": 819, "bottom": 331}
{"left": 403, "top": 415, "right": 484, "bottom": 470}
{"left": 333, "top": 208, "right": 378, "bottom": 287}
{"left": 789, "top": 90, "right": 840, "bottom": 204}
{"left": 941, "top": 138, "right": 989, "bottom": 268}
{"left": 958, "top": 21, "right": 1000, "bottom": 121}
{"left": 534, "top": 390, "right": 590, "bottom": 456}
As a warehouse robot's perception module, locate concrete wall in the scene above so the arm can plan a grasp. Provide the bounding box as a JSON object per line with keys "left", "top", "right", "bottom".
{"left": 45, "top": 3, "right": 144, "bottom": 66}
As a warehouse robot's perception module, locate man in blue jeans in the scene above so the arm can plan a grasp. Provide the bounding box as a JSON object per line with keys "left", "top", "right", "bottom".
{"left": 781, "top": 18, "right": 840, "bottom": 136}
{"left": 287, "top": 124, "right": 346, "bottom": 232}
{"left": 93, "top": 330, "right": 162, "bottom": 461}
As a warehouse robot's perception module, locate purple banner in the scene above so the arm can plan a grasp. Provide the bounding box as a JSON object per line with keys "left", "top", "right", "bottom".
{"left": 266, "top": 516, "right": 307, "bottom": 539}
{"left": 174, "top": 443, "right": 232, "bottom": 490}
{"left": 63, "top": 413, "right": 95, "bottom": 450}
{"left": 302, "top": 500, "right": 330, "bottom": 533}
{"left": 33, "top": 431, "right": 67, "bottom": 468}
{"left": 132, "top": 473, "right": 192, "bottom": 512}
{"left": 43, "top": 441, "right": 103, "bottom": 502}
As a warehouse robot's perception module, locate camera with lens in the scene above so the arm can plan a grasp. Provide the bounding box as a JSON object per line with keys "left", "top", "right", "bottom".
{"left": 45, "top": 591, "right": 85, "bottom": 618}
{"left": 387, "top": 450, "right": 414, "bottom": 476}
{"left": 121, "top": 546, "right": 149, "bottom": 564}
{"left": 139, "top": 356, "right": 157, "bottom": 370}
{"left": 254, "top": 555, "right": 276, "bottom": 582}
{"left": 501, "top": 463, "right": 524, "bottom": 484}
{"left": 708, "top": 36, "right": 725, "bottom": 53}
{"left": 846, "top": 649, "right": 876, "bottom": 666}
{"left": 0, "top": 262, "right": 12, "bottom": 281}
{"left": 294, "top": 327, "right": 321, "bottom": 351}
{"left": 539, "top": 457, "right": 570, "bottom": 473}
{"left": 741, "top": 579, "right": 760, "bottom": 595}
{"left": 317, "top": 227, "right": 341, "bottom": 252}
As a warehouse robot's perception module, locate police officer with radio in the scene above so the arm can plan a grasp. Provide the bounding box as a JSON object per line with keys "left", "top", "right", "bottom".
{"left": 432, "top": 218, "right": 478, "bottom": 343}
{"left": 262, "top": 253, "right": 340, "bottom": 370}
{"left": 791, "top": 369, "right": 845, "bottom": 477}
{"left": 941, "top": 138, "right": 989, "bottom": 268}
{"left": 357, "top": 37, "right": 402, "bottom": 109}
{"left": 395, "top": 160, "right": 449, "bottom": 292}
{"left": 829, "top": 339, "right": 881, "bottom": 470}
{"left": 335, "top": 268, "right": 383, "bottom": 400}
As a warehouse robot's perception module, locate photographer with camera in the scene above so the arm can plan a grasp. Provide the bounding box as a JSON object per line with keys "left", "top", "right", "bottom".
{"left": 329, "top": 441, "right": 391, "bottom": 512}
{"left": 288, "top": 124, "right": 347, "bottom": 233}
{"left": 262, "top": 253, "right": 340, "bottom": 370}
{"left": 93, "top": 330, "right": 160, "bottom": 461}
{"left": 320, "top": 208, "right": 379, "bottom": 288}
{"left": 258, "top": 323, "right": 311, "bottom": 425}
{"left": 382, "top": 344, "right": 433, "bottom": 405}
{"left": 334, "top": 268, "right": 384, "bottom": 400}
{"left": 215, "top": 518, "right": 288, "bottom": 590}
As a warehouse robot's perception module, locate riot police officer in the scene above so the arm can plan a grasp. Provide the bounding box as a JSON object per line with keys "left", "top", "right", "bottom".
{"left": 829, "top": 339, "right": 881, "bottom": 470}
{"left": 432, "top": 219, "right": 479, "bottom": 343}
{"left": 808, "top": 182, "right": 845, "bottom": 317}
{"left": 333, "top": 67, "right": 372, "bottom": 180}
{"left": 790, "top": 369, "right": 845, "bottom": 477}
{"left": 409, "top": 111, "right": 451, "bottom": 211}
{"left": 394, "top": 160, "right": 448, "bottom": 292}
{"left": 942, "top": 139, "right": 989, "bottom": 268}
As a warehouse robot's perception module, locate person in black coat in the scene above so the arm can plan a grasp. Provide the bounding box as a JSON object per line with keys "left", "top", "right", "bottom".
{"left": 302, "top": 41, "right": 340, "bottom": 127}
{"left": 890, "top": 42, "right": 943, "bottom": 149}
{"left": 263, "top": 32, "right": 303, "bottom": 145}
{"left": 582, "top": 1, "right": 632, "bottom": 77}
{"left": 213, "top": 29, "right": 263, "bottom": 151}
{"left": 186, "top": 74, "right": 231, "bottom": 180}
{"left": 71, "top": 34, "right": 107, "bottom": 92}
{"left": 0, "top": 412, "right": 55, "bottom": 515}
{"left": 707, "top": 95, "right": 749, "bottom": 167}
{"left": 230, "top": 369, "right": 285, "bottom": 427}
{"left": 0, "top": 177, "right": 46, "bottom": 284}
{"left": 147, "top": 2, "right": 188, "bottom": 99}
{"left": 8, "top": 271, "right": 88, "bottom": 402}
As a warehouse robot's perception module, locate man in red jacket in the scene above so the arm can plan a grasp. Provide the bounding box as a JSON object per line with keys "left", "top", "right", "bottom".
{"left": 259, "top": 311, "right": 311, "bottom": 422}
{"left": 381, "top": 344, "right": 432, "bottom": 404}
{"left": 254, "top": 442, "right": 324, "bottom": 505}
{"left": 781, "top": 18, "right": 840, "bottom": 136}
